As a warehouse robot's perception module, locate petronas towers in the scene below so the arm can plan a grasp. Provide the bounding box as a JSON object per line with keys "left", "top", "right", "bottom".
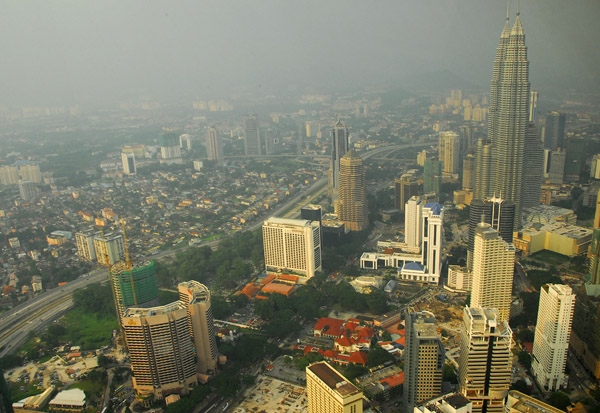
{"left": 475, "top": 11, "right": 538, "bottom": 229}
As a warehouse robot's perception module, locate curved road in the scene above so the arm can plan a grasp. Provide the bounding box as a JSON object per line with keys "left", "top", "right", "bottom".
{"left": 0, "top": 143, "right": 428, "bottom": 358}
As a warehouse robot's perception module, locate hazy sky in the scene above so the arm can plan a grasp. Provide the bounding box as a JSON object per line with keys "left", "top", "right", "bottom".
{"left": 1, "top": 0, "right": 598, "bottom": 105}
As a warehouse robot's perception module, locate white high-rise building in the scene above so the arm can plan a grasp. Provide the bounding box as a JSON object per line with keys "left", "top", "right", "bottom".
{"left": 19, "top": 180, "right": 38, "bottom": 202}
{"left": 206, "top": 126, "right": 221, "bottom": 163}
{"left": 405, "top": 196, "right": 423, "bottom": 248}
{"left": 121, "top": 152, "right": 136, "bottom": 175}
{"left": 470, "top": 222, "right": 515, "bottom": 322}
{"left": 93, "top": 233, "right": 126, "bottom": 266}
{"left": 75, "top": 231, "right": 97, "bottom": 261}
{"left": 531, "top": 284, "right": 575, "bottom": 391}
{"left": 262, "top": 217, "right": 321, "bottom": 279}
{"left": 439, "top": 131, "right": 460, "bottom": 176}
{"left": 459, "top": 307, "right": 512, "bottom": 413}
{"left": 422, "top": 203, "right": 444, "bottom": 285}
{"left": 179, "top": 133, "right": 192, "bottom": 150}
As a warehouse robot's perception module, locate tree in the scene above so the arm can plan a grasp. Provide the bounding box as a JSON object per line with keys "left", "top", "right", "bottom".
{"left": 443, "top": 363, "right": 458, "bottom": 384}
{"left": 367, "top": 346, "right": 395, "bottom": 367}
{"left": 549, "top": 392, "right": 571, "bottom": 411}
{"left": 511, "top": 379, "right": 531, "bottom": 395}
{"left": 518, "top": 351, "right": 532, "bottom": 370}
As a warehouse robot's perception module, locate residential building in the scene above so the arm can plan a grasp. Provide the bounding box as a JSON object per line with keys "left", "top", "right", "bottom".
{"left": 110, "top": 261, "right": 159, "bottom": 320}
{"left": 531, "top": 284, "right": 575, "bottom": 391}
{"left": 458, "top": 307, "right": 512, "bottom": 413}
{"left": 179, "top": 133, "right": 192, "bottom": 150}
{"left": 179, "top": 281, "right": 218, "bottom": 374}
{"left": 159, "top": 132, "right": 182, "bottom": 164}
{"left": 0, "top": 165, "right": 19, "bottom": 185}
{"left": 121, "top": 152, "right": 136, "bottom": 175}
{"left": 470, "top": 223, "right": 515, "bottom": 322}
{"left": 404, "top": 310, "right": 444, "bottom": 412}
{"left": 206, "top": 126, "right": 221, "bottom": 163}
{"left": 93, "top": 232, "right": 126, "bottom": 266}
{"left": 19, "top": 180, "right": 37, "bottom": 202}
{"left": 262, "top": 217, "right": 322, "bottom": 279}
{"left": 395, "top": 173, "right": 419, "bottom": 211}
{"left": 244, "top": 114, "right": 261, "bottom": 156}
{"left": 337, "top": 150, "right": 369, "bottom": 232}
{"left": 306, "top": 361, "right": 363, "bottom": 413}
{"left": 75, "top": 231, "right": 96, "bottom": 261}
{"left": 17, "top": 162, "right": 42, "bottom": 183}
{"left": 439, "top": 131, "right": 460, "bottom": 176}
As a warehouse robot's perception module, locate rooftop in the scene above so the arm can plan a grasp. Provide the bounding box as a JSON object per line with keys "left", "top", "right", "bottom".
{"left": 308, "top": 362, "right": 361, "bottom": 397}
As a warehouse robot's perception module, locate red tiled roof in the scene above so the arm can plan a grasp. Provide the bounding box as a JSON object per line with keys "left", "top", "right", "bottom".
{"left": 262, "top": 282, "right": 294, "bottom": 296}
{"left": 314, "top": 317, "right": 345, "bottom": 338}
{"left": 380, "top": 372, "right": 404, "bottom": 387}
{"left": 523, "top": 342, "right": 534, "bottom": 355}
{"left": 349, "top": 351, "right": 368, "bottom": 365}
{"left": 335, "top": 336, "right": 353, "bottom": 348}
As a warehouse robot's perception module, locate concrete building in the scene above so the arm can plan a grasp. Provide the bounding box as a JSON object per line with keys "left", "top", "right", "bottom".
{"left": 337, "top": 150, "right": 369, "bottom": 232}
{"left": 110, "top": 261, "right": 159, "bottom": 320}
{"left": 506, "top": 391, "right": 564, "bottom": 413}
{"left": 531, "top": 284, "right": 575, "bottom": 391}
{"left": 244, "top": 114, "right": 261, "bottom": 156}
{"left": 462, "top": 154, "right": 475, "bottom": 191}
{"left": 179, "top": 133, "right": 192, "bottom": 150}
{"left": 423, "top": 158, "right": 442, "bottom": 197}
{"left": 93, "top": 232, "right": 126, "bottom": 266}
{"left": 404, "top": 310, "right": 444, "bottom": 412}
{"left": 405, "top": 196, "right": 423, "bottom": 248}
{"left": 571, "top": 283, "right": 600, "bottom": 379}
{"left": 19, "top": 180, "right": 38, "bottom": 202}
{"left": 159, "top": 132, "right": 183, "bottom": 164}
{"left": 591, "top": 154, "right": 600, "bottom": 180}
{"left": 330, "top": 119, "right": 349, "bottom": 196}
{"left": 0, "top": 165, "right": 19, "bottom": 185}
{"left": 121, "top": 152, "right": 136, "bottom": 175}
{"left": 306, "top": 361, "right": 363, "bottom": 413}
{"left": 458, "top": 307, "right": 512, "bottom": 413}
{"left": 414, "top": 393, "right": 472, "bottom": 413}
{"left": 522, "top": 122, "right": 543, "bottom": 210}
{"left": 470, "top": 223, "right": 515, "bottom": 322}
{"left": 122, "top": 302, "right": 198, "bottom": 402}
{"left": 513, "top": 223, "right": 591, "bottom": 257}
{"left": 544, "top": 111, "right": 566, "bottom": 151}
{"left": 17, "top": 162, "right": 42, "bottom": 183}
{"left": 262, "top": 217, "right": 322, "bottom": 279}
{"left": 473, "top": 138, "right": 492, "bottom": 202}
{"left": 547, "top": 149, "right": 566, "bottom": 184}
{"left": 75, "top": 231, "right": 96, "bottom": 261}
{"left": 420, "top": 203, "right": 444, "bottom": 285}
{"left": 467, "top": 197, "right": 515, "bottom": 270}
{"left": 439, "top": 131, "right": 460, "bottom": 176}
{"left": 178, "top": 281, "right": 219, "bottom": 374}
{"left": 206, "top": 126, "right": 221, "bottom": 163}
{"left": 395, "top": 173, "right": 419, "bottom": 211}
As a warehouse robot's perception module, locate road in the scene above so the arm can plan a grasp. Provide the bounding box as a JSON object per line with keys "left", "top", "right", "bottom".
{"left": 0, "top": 143, "right": 428, "bottom": 358}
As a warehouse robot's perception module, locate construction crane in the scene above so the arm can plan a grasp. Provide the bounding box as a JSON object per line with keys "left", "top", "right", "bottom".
{"left": 120, "top": 218, "right": 138, "bottom": 307}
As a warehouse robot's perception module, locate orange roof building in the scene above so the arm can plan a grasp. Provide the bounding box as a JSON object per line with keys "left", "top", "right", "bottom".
{"left": 262, "top": 282, "right": 294, "bottom": 296}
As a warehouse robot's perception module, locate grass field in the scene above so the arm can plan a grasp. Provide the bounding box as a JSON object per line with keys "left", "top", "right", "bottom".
{"left": 61, "top": 311, "right": 118, "bottom": 350}
{"left": 529, "top": 250, "right": 569, "bottom": 266}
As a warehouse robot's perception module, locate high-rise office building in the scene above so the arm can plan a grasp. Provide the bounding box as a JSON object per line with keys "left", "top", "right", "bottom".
{"left": 306, "top": 361, "right": 363, "bottom": 413}
{"left": 467, "top": 197, "right": 515, "bottom": 270}
{"left": 479, "top": 12, "right": 531, "bottom": 227}
{"left": 330, "top": 120, "right": 349, "bottom": 200}
{"left": 439, "top": 131, "right": 460, "bottom": 176}
{"left": 544, "top": 111, "right": 566, "bottom": 151}
{"left": 531, "top": 284, "right": 575, "bottom": 391}
{"left": 93, "top": 232, "right": 126, "bottom": 266}
{"left": 19, "top": 180, "right": 38, "bottom": 202}
{"left": 422, "top": 203, "right": 444, "bottom": 285}
{"left": 522, "top": 122, "right": 543, "bottom": 209}
{"left": 206, "top": 126, "right": 221, "bottom": 163}
{"left": 159, "top": 132, "right": 182, "bottom": 164}
{"left": 423, "top": 158, "right": 442, "bottom": 196}
{"left": 473, "top": 139, "right": 492, "bottom": 201}
{"left": 462, "top": 154, "right": 475, "bottom": 191}
{"left": 394, "top": 173, "right": 419, "bottom": 211}
{"left": 75, "top": 231, "right": 97, "bottom": 261}
{"left": 123, "top": 281, "right": 219, "bottom": 402}
{"left": 337, "top": 150, "right": 369, "bottom": 232}
{"left": 262, "top": 217, "right": 322, "bottom": 279}
{"left": 244, "top": 114, "right": 261, "bottom": 156}
{"left": 470, "top": 223, "right": 515, "bottom": 322}
{"left": 458, "top": 307, "right": 512, "bottom": 413}
{"left": 121, "top": 152, "right": 136, "bottom": 175}
{"left": 547, "top": 149, "right": 566, "bottom": 184}
{"left": 564, "top": 138, "right": 585, "bottom": 181}
{"left": 301, "top": 204, "right": 322, "bottom": 224}
{"left": 179, "top": 281, "right": 218, "bottom": 374}
{"left": 0, "top": 165, "right": 19, "bottom": 185}
{"left": 459, "top": 123, "right": 475, "bottom": 154}
{"left": 405, "top": 196, "right": 423, "bottom": 248}
{"left": 110, "top": 261, "right": 159, "bottom": 320}
{"left": 404, "top": 310, "right": 444, "bottom": 412}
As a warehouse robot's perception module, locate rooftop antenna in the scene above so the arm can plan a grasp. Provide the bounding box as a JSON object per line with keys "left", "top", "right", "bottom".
{"left": 506, "top": 0, "right": 510, "bottom": 20}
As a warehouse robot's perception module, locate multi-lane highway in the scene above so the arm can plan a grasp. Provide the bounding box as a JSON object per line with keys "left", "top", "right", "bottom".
{"left": 0, "top": 143, "right": 429, "bottom": 358}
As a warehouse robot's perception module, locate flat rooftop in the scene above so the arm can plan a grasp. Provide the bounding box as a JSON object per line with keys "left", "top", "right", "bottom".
{"left": 308, "top": 362, "right": 360, "bottom": 397}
